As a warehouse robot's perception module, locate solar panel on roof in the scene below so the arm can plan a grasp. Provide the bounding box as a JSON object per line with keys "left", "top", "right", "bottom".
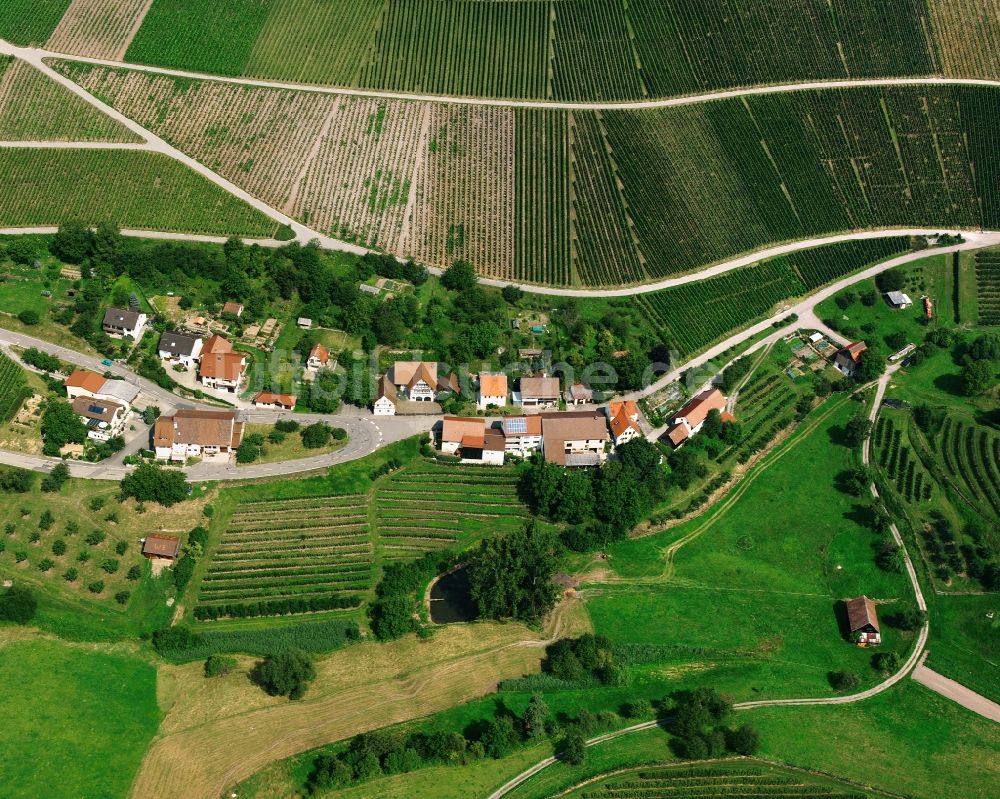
{"left": 507, "top": 417, "right": 527, "bottom": 434}
{"left": 88, "top": 404, "right": 104, "bottom": 414}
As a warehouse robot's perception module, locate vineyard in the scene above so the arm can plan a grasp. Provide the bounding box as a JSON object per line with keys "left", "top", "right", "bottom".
{"left": 0, "top": 352, "right": 29, "bottom": 423}
{"left": 563, "top": 764, "right": 866, "bottom": 799}
{"left": 45, "top": 0, "right": 153, "bottom": 59}
{"left": 0, "top": 149, "right": 279, "bottom": 236}
{"left": 0, "top": 0, "right": 71, "bottom": 46}
{"left": 933, "top": 414, "right": 1000, "bottom": 523}
{"left": 0, "top": 58, "right": 138, "bottom": 142}
{"left": 873, "top": 412, "right": 934, "bottom": 505}
{"left": 634, "top": 237, "right": 909, "bottom": 357}
{"left": 975, "top": 251, "right": 1000, "bottom": 325}
{"left": 373, "top": 461, "right": 529, "bottom": 561}
{"left": 196, "top": 493, "right": 373, "bottom": 615}
{"left": 114, "top": 0, "right": 1000, "bottom": 101}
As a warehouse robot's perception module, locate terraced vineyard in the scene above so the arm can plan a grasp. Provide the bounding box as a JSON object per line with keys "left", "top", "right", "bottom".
{"left": 0, "top": 58, "right": 139, "bottom": 142}
{"left": 975, "top": 251, "right": 1000, "bottom": 325}
{"left": 635, "top": 237, "right": 909, "bottom": 356}
{"left": 933, "top": 414, "right": 1000, "bottom": 522}
{"left": 874, "top": 412, "right": 934, "bottom": 504}
{"left": 0, "top": 149, "right": 279, "bottom": 236}
{"left": 0, "top": 351, "right": 29, "bottom": 423}
{"left": 196, "top": 494, "right": 373, "bottom": 614}
{"left": 373, "top": 461, "right": 529, "bottom": 561}
{"left": 563, "top": 764, "right": 867, "bottom": 799}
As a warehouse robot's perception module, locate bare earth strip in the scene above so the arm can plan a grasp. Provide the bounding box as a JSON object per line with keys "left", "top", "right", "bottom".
{"left": 131, "top": 602, "right": 590, "bottom": 799}
{"left": 46, "top": 0, "right": 154, "bottom": 60}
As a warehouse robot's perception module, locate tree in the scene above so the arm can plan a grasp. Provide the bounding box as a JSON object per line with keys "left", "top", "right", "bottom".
{"left": 501, "top": 284, "right": 523, "bottom": 304}
{"left": 440, "top": 260, "right": 477, "bottom": 292}
{"left": 301, "top": 422, "right": 332, "bottom": 448}
{"left": 872, "top": 651, "right": 901, "bottom": 674}
{"left": 969, "top": 333, "right": 1000, "bottom": 362}
{"left": 855, "top": 347, "right": 886, "bottom": 382}
{"left": 41, "top": 462, "right": 70, "bottom": 492}
{"left": 828, "top": 670, "right": 860, "bottom": 691}
{"left": 558, "top": 730, "right": 587, "bottom": 765}
{"left": 875, "top": 269, "right": 905, "bottom": 292}
{"left": 370, "top": 594, "right": 416, "bottom": 641}
{"left": 479, "top": 715, "right": 519, "bottom": 759}
{"left": 204, "top": 654, "right": 237, "bottom": 677}
{"left": 522, "top": 693, "right": 550, "bottom": 739}
{"left": 468, "top": 521, "right": 561, "bottom": 623}
{"left": 237, "top": 432, "right": 266, "bottom": 463}
{"left": 119, "top": 463, "right": 189, "bottom": 506}
{"left": 251, "top": 650, "right": 317, "bottom": 699}
{"left": 0, "top": 467, "right": 34, "bottom": 493}
{"left": 556, "top": 468, "right": 594, "bottom": 525}
{"left": 890, "top": 603, "right": 926, "bottom": 631}
{"left": 725, "top": 724, "right": 761, "bottom": 756}
{"left": 842, "top": 416, "right": 873, "bottom": 447}
{"left": 0, "top": 585, "right": 37, "bottom": 623}
{"left": 962, "top": 359, "right": 995, "bottom": 396}
{"left": 41, "top": 400, "right": 87, "bottom": 455}
{"left": 51, "top": 221, "right": 94, "bottom": 264}
{"left": 17, "top": 309, "right": 39, "bottom": 325}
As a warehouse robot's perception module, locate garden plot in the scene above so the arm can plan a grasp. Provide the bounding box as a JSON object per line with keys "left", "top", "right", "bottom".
{"left": 46, "top": 0, "right": 153, "bottom": 59}
{"left": 197, "top": 494, "right": 374, "bottom": 609}
{"left": 410, "top": 104, "right": 515, "bottom": 279}
{"left": 374, "top": 461, "right": 528, "bottom": 560}
{"left": 53, "top": 63, "right": 335, "bottom": 209}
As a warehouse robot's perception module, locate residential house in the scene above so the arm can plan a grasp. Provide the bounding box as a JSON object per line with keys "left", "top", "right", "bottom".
{"left": 439, "top": 416, "right": 504, "bottom": 465}
{"left": 373, "top": 376, "right": 397, "bottom": 416}
{"left": 251, "top": 391, "right": 297, "bottom": 411}
{"left": 71, "top": 396, "right": 127, "bottom": 442}
{"left": 64, "top": 369, "right": 107, "bottom": 401}
{"left": 388, "top": 361, "right": 457, "bottom": 402}
{"left": 306, "top": 343, "right": 330, "bottom": 372}
{"left": 102, "top": 307, "right": 147, "bottom": 340}
{"left": 885, "top": 291, "right": 913, "bottom": 309}
{"left": 565, "top": 384, "right": 593, "bottom": 406}
{"left": 501, "top": 415, "right": 542, "bottom": 456}
{"left": 142, "top": 534, "right": 181, "bottom": 560}
{"left": 607, "top": 400, "right": 643, "bottom": 447}
{"left": 666, "top": 388, "right": 727, "bottom": 447}
{"left": 834, "top": 341, "right": 868, "bottom": 377}
{"left": 153, "top": 409, "right": 244, "bottom": 461}
{"left": 221, "top": 301, "right": 244, "bottom": 317}
{"left": 157, "top": 331, "right": 203, "bottom": 368}
{"left": 198, "top": 335, "right": 246, "bottom": 392}
{"left": 520, "top": 376, "right": 560, "bottom": 408}
{"left": 845, "top": 595, "right": 881, "bottom": 646}
{"left": 477, "top": 372, "right": 508, "bottom": 410}
{"left": 540, "top": 411, "right": 609, "bottom": 466}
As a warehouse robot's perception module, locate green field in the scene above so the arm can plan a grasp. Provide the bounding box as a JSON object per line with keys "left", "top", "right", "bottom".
{"left": 122, "top": 0, "right": 956, "bottom": 101}
{"left": 0, "top": 149, "right": 279, "bottom": 236}
{"left": 0, "top": 58, "right": 139, "bottom": 142}
{"left": 0, "top": 0, "right": 71, "bottom": 45}
{"left": 0, "top": 351, "right": 28, "bottom": 422}
{"left": 0, "top": 636, "right": 159, "bottom": 799}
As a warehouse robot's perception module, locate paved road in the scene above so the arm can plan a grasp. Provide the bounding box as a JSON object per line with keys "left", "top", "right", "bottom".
{"left": 12, "top": 39, "right": 1000, "bottom": 111}
{"left": 912, "top": 656, "right": 1000, "bottom": 723}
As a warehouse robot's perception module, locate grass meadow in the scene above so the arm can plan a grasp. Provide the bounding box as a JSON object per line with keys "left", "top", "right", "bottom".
{"left": 0, "top": 634, "right": 159, "bottom": 799}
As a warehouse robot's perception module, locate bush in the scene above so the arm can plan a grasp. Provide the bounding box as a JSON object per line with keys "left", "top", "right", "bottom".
{"left": 250, "top": 650, "right": 316, "bottom": 700}
{"left": 0, "top": 585, "right": 37, "bottom": 623}
{"left": 17, "top": 309, "right": 40, "bottom": 325}
{"left": 873, "top": 651, "right": 901, "bottom": 674}
{"left": 828, "top": 670, "right": 860, "bottom": 691}
{"left": 127, "top": 565, "right": 142, "bottom": 581}
{"left": 152, "top": 625, "right": 201, "bottom": 654}
{"left": 115, "top": 540, "right": 128, "bottom": 555}
{"left": 51, "top": 539, "right": 66, "bottom": 556}
{"left": 39, "top": 510, "right": 54, "bottom": 530}
{"left": 274, "top": 419, "right": 300, "bottom": 433}
{"left": 100, "top": 558, "right": 120, "bottom": 574}
{"left": 41, "top": 462, "right": 71, "bottom": 493}
{"left": 88, "top": 580, "right": 105, "bottom": 594}
{"left": 725, "top": 724, "right": 761, "bottom": 756}
{"left": 0, "top": 467, "right": 34, "bottom": 493}
{"left": 204, "top": 654, "right": 237, "bottom": 678}
{"left": 88, "top": 496, "right": 105, "bottom": 511}
{"left": 300, "top": 422, "right": 332, "bottom": 449}
{"left": 115, "top": 591, "right": 130, "bottom": 605}
{"left": 557, "top": 730, "right": 586, "bottom": 765}
{"left": 37, "top": 558, "right": 54, "bottom": 572}
{"left": 85, "top": 530, "right": 106, "bottom": 546}
{"left": 63, "top": 568, "right": 78, "bottom": 582}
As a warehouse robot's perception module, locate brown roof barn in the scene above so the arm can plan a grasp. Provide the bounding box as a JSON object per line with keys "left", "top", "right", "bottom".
{"left": 845, "top": 595, "right": 881, "bottom": 645}
{"left": 142, "top": 534, "right": 180, "bottom": 559}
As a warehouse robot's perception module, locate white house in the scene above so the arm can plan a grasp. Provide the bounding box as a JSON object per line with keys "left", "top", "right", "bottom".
{"left": 306, "top": 343, "right": 330, "bottom": 372}
{"left": 64, "top": 369, "right": 108, "bottom": 401}
{"left": 520, "top": 376, "right": 560, "bottom": 408}
{"left": 477, "top": 372, "right": 508, "bottom": 410}
{"left": 157, "top": 331, "right": 203, "bottom": 368}
{"left": 198, "top": 335, "right": 246, "bottom": 392}
{"left": 666, "top": 388, "right": 727, "bottom": 447}
{"left": 71, "top": 396, "right": 127, "bottom": 442}
{"left": 251, "top": 391, "right": 296, "bottom": 411}
{"left": 440, "top": 416, "right": 504, "bottom": 465}
{"left": 540, "top": 412, "right": 609, "bottom": 467}
{"left": 501, "top": 415, "right": 543, "bottom": 456}
{"left": 885, "top": 291, "right": 913, "bottom": 309}
{"left": 153, "top": 409, "right": 243, "bottom": 462}
{"left": 607, "top": 400, "right": 643, "bottom": 447}
{"left": 102, "top": 307, "right": 147, "bottom": 341}
{"left": 389, "top": 361, "right": 438, "bottom": 402}
{"left": 373, "top": 376, "right": 397, "bottom": 416}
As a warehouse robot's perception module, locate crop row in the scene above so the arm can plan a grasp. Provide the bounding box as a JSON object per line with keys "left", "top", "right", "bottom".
{"left": 0, "top": 353, "right": 28, "bottom": 424}
{"left": 975, "top": 251, "right": 1000, "bottom": 325}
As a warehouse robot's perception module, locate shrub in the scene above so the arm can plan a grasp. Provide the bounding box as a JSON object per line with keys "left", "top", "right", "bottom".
{"left": 77, "top": 551, "right": 90, "bottom": 563}
{"left": 204, "top": 654, "right": 237, "bottom": 678}
{"left": 115, "top": 540, "right": 128, "bottom": 555}
{"left": 557, "top": 730, "right": 586, "bottom": 765}
{"left": 0, "top": 585, "right": 37, "bottom": 623}
{"left": 725, "top": 724, "right": 761, "bottom": 756}
{"left": 0, "top": 467, "right": 34, "bottom": 493}
{"left": 88, "top": 496, "right": 105, "bottom": 511}
{"left": 828, "top": 670, "right": 860, "bottom": 691}
{"left": 29, "top": 531, "right": 40, "bottom": 543}
{"left": 39, "top": 510, "right": 54, "bottom": 530}
{"left": 127, "top": 565, "right": 141, "bottom": 581}
{"left": 119, "top": 463, "right": 189, "bottom": 506}
{"left": 17, "top": 309, "right": 39, "bottom": 325}
{"left": 65, "top": 520, "right": 79, "bottom": 536}
{"left": 300, "top": 422, "right": 332, "bottom": 449}
{"left": 151, "top": 625, "right": 201, "bottom": 654}
{"left": 100, "top": 558, "right": 120, "bottom": 574}
{"left": 63, "top": 568, "right": 78, "bottom": 582}
{"left": 873, "top": 651, "right": 901, "bottom": 674}
{"left": 88, "top": 580, "right": 104, "bottom": 594}
{"left": 14, "top": 549, "right": 27, "bottom": 563}
{"left": 37, "top": 558, "right": 54, "bottom": 572}
{"left": 114, "top": 591, "right": 130, "bottom": 605}
{"left": 250, "top": 650, "right": 316, "bottom": 700}
{"left": 85, "top": 530, "right": 106, "bottom": 546}
{"left": 274, "top": 419, "right": 299, "bottom": 433}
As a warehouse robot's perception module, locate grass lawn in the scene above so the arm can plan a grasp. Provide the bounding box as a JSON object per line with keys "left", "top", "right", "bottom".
{"left": 0, "top": 635, "right": 159, "bottom": 799}
{"left": 239, "top": 422, "right": 347, "bottom": 466}
{"left": 583, "top": 398, "right": 917, "bottom": 701}
{"left": 925, "top": 593, "right": 1000, "bottom": 704}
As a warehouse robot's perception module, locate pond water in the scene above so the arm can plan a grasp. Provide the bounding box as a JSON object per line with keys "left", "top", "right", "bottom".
{"left": 429, "top": 566, "right": 478, "bottom": 624}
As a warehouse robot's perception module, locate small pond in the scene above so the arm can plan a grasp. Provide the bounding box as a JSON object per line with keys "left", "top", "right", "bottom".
{"left": 429, "top": 566, "right": 479, "bottom": 624}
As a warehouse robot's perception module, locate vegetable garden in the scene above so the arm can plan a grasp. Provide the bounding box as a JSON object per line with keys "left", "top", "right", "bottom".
{"left": 374, "top": 461, "right": 529, "bottom": 561}
{"left": 196, "top": 493, "right": 373, "bottom": 615}
{"left": 974, "top": 250, "right": 1000, "bottom": 325}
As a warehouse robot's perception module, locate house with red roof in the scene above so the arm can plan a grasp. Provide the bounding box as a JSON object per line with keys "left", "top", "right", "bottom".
{"left": 666, "top": 388, "right": 727, "bottom": 447}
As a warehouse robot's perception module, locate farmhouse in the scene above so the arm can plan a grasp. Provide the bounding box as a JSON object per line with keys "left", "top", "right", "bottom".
{"left": 157, "top": 331, "right": 203, "bottom": 368}
{"left": 387, "top": 361, "right": 457, "bottom": 402}
{"left": 834, "top": 341, "right": 868, "bottom": 377}
{"left": 373, "top": 376, "right": 397, "bottom": 416}
{"left": 306, "top": 343, "right": 330, "bottom": 371}
{"left": 477, "top": 372, "right": 508, "bottom": 410}
{"left": 501, "top": 415, "right": 543, "bottom": 456}
{"left": 666, "top": 388, "right": 727, "bottom": 447}
{"left": 142, "top": 533, "right": 181, "bottom": 560}
{"left": 440, "top": 416, "right": 505, "bottom": 465}
{"left": 71, "top": 396, "right": 127, "bottom": 442}
{"left": 565, "top": 383, "right": 593, "bottom": 405}
{"left": 607, "top": 400, "right": 643, "bottom": 446}
{"left": 541, "top": 411, "right": 609, "bottom": 466}
{"left": 102, "top": 307, "right": 147, "bottom": 340}
{"left": 221, "top": 301, "right": 244, "bottom": 317}
{"left": 153, "top": 409, "right": 244, "bottom": 462}
{"left": 845, "top": 595, "right": 881, "bottom": 646}
{"left": 885, "top": 291, "right": 913, "bottom": 309}
{"left": 198, "top": 335, "right": 246, "bottom": 392}
{"left": 520, "top": 375, "right": 561, "bottom": 408}
{"left": 251, "top": 391, "right": 297, "bottom": 411}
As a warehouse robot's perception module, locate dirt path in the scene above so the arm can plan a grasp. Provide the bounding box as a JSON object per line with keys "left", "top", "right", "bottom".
{"left": 912, "top": 655, "right": 1000, "bottom": 722}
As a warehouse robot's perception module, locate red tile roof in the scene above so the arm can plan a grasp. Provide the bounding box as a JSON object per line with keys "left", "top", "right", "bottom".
{"left": 674, "top": 388, "right": 726, "bottom": 429}
{"left": 143, "top": 534, "right": 180, "bottom": 559}
{"left": 65, "top": 369, "right": 106, "bottom": 394}
{"left": 200, "top": 352, "right": 246, "bottom": 382}
{"left": 202, "top": 334, "right": 233, "bottom": 356}
{"left": 846, "top": 596, "right": 880, "bottom": 633}
{"left": 252, "top": 391, "right": 296, "bottom": 408}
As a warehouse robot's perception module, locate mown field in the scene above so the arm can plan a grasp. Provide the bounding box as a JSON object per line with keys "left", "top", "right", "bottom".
{"left": 0, "top": 635, "right": 159, "bottom": 799}
{"left": 0, "top": 149, "right": 279, "bottom": 236}
{"left": 114, "top": 0, "right": 993, "bottom": 101}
